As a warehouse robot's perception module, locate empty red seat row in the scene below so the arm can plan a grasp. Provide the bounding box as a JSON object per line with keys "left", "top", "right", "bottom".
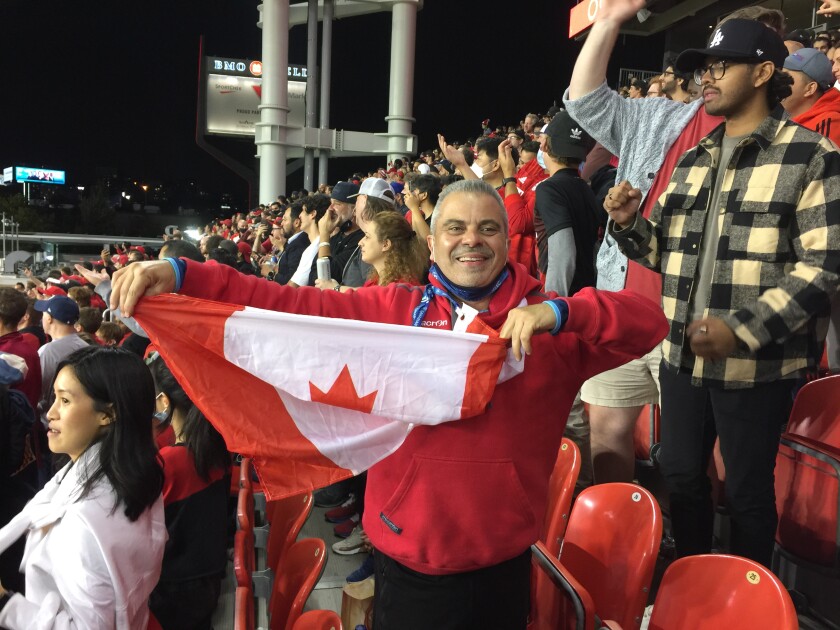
{"left": 234, "top": 467, "right": 327, "bottom": 630}
{"left": 535, "top": 545, "right": 798, "bottom": 630}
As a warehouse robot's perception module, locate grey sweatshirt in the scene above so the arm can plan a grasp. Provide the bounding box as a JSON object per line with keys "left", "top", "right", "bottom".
{"left": 563, "top": 82, "right": 702, "bottom": 290}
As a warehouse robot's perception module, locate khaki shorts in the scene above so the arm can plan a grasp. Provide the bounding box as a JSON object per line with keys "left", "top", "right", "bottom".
{"left": 580, "top": 342, "right": 663, "bottom": 407}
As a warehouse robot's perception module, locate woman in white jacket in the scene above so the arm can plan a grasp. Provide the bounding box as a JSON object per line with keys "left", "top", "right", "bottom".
{"left": 0, "top": 346, "right": 166, "bottom": 629}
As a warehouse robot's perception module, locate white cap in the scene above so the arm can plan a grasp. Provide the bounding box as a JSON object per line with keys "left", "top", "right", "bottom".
{"left": 349, "top": 178, "right": 396, "bottom": 206}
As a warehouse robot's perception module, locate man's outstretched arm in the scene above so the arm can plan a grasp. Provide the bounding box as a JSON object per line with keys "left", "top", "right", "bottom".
{"left": 568, "top": 0, "right": 646, "bottom": 99}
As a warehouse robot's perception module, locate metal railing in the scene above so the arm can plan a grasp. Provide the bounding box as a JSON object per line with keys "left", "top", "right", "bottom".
{"left": 617, "top": 67, "right": 662, "bottom": 89}
{"left": 1, "top": 214, "right": 20, "bottom": 273}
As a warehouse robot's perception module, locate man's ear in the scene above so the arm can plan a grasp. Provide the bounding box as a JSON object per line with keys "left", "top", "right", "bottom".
{"left": 754, "top": 61, "right": 776, "bottom": 88}
{"left": 426, "top": 234, "right": 435, "bottom": 261}
{"left": 803, "top": 80, "right": 819, "bottom": 99}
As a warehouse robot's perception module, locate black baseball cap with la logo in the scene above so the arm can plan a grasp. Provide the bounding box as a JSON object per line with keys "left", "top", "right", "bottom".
{"left": 675, "top": 18, "right": 788, "bottom": 72}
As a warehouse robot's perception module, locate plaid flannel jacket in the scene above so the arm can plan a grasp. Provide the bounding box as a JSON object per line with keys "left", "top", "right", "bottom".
{"left": 611, "top": 107, "right": 840, "bottom": 388}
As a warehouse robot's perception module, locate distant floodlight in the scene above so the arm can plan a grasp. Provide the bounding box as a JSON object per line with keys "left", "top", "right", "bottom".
{"left": 637, "top": 8, "right": 652, "bottom": 22}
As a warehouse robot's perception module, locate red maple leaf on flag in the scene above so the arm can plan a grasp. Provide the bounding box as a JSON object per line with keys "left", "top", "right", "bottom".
{"left": 310, "top": 365, "right": 377, "bottom": 414}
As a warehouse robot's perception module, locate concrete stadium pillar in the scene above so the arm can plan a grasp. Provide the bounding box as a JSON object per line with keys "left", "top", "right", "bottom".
{"left": 303, "top": 0, "right": 319, "bottom": 191}
{"left": 317, "top": 0, "right": 334, "bottom": 186}
{"left": 385, "top": 1, "right": 418, "bottom": 165}
{"left": 256, "top": 0, "right": 290, "bottom": 201}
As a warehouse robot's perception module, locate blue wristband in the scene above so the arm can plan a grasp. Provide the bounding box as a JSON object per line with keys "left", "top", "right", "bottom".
{"left": 546, "top": 299, "right": 568, "bottom": 335}
{"left": 164, "top": 257, "right": 186, "bottom": 293}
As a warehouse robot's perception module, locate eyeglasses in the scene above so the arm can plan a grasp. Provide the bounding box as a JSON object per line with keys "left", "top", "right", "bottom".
{"left": 694, "top": 60, "right": 745, "bottom": 85}
{"left": 662, "top": 70, "right": 676, "bottom": 78}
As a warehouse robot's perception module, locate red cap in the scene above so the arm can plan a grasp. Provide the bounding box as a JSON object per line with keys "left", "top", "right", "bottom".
{"left": 236, "top": 241, "right": 252, "bottom": 257}
{"left": 37, "top": 285, "right": 67, "bottom": 297}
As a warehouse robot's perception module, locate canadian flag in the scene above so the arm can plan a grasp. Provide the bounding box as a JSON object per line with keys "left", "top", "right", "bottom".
{"left": 134, "top": 295, "right": 509, "bottom": 499}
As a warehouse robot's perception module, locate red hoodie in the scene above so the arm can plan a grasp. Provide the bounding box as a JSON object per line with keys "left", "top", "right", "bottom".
{"left": 792, "top": 88, "right": 840, "bottom": 147}
{"left": 503, "top": 159, "right": 548, "bottom": 276}
{"left": 179, "top": 258, "right": 667, "bottom": 574}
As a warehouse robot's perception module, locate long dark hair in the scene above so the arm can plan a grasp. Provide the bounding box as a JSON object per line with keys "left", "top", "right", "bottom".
{"left": 367, "top": 211, "right": 429, "bottom": 286}
{"left": 57, "top": 346, "right": 163, "bottom": 522}
{"left": 148, "top": 354, "right": 230, "bottom": 481}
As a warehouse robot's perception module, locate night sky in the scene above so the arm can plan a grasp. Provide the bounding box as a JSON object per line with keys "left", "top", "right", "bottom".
{"left": 1, "top": 0, "right": 663, "bottom": 206}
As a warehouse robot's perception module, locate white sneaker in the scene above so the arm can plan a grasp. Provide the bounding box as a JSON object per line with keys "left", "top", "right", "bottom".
{"left": 332, "top": 526, "right": 366, "bottom": 555}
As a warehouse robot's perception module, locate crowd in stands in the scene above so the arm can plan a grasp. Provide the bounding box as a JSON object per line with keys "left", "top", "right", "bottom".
{"left": 1, "top": 1, "right": 840, "bottom": 628}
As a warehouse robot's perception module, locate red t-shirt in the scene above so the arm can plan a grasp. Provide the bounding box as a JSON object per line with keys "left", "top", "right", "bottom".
{"left": 0, "top": 331, "right": 42, "bottom": 410}
{"left": 624, "top": 106, "right": 723, "bottom": 301}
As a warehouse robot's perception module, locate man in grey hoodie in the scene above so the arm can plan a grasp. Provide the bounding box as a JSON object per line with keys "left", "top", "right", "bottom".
{"left": 563, "top": 0, "right": 721, "bottom": 484}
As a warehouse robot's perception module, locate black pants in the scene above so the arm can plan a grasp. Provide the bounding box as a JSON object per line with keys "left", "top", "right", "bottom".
{"left": 373, "top": 549, "right": 531, "bottom": 630}
{"left": 149, "top": 575, "right": 222, "bottom": 630}
{"left": 0, "top": 477, "right": 36, "bottom": 593}
{"left": 658, "top": 364, "right": 795, "bottom": 567}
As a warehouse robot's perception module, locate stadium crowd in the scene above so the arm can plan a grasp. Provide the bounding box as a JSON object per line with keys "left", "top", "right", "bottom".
{"left": 1, "top": 0, "right": 840, "bottom": 627}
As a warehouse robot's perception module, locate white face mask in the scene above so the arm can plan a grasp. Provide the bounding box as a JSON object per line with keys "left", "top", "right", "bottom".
{"left": 536, "top": 123, "right": 549, "bottom": 169}
{"left": 478, "top": 160, "right": 497, "bottom": 178}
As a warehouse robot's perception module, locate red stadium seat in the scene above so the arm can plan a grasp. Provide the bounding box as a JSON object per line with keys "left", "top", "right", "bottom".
{"left": 240, "top": 457, "right": 254, "bottom": 491}
{"left": 292, "top": 610, "right": 343, "bottom": 630}
{"left": 542, "top": 438, "right": 581, "bottom": 554}
{"left": 776, "top": 435, "right": 840, "bottom": 569}
{"left": 632, "top": 404, "right": 660, "bottom": 464}
{"left": 234, "top": 528, "right": 256, "bottom": 589}
{"left": 535, "top": 483, "right": 661, "bottom": 629}
{"left": 269, "top": 538, "right": 327, "bottom": 630}
{"left": 237, "top": 486, "right": 255, "bottom": 534}
{"left": 266, "top": 493, "right": 314, "bottom": 572}
{"left": 251, "top": 492, "right": 315, "bottom": 600}
{"left": 785, "top": 374, "right": 840, "bottom": 445}
{"left": 240, "top": 456, "right": 267, "bottom": 521}
{"left": 647, "top": 554, "right": 798, "bottom": 630}
{"left": 775, "top": 374, "right": 840, "bottom": 570}
{"left": 235, "top": 584, "right": 255, "bottom": 630}
{"left": 530, "top": 438, "right": 580, "bottom": 630}
{"left": 240, "top": 456, "right": 266, "bottom": 493}
{"left": 532, "top": 541, "right": 597, "bottom": 630}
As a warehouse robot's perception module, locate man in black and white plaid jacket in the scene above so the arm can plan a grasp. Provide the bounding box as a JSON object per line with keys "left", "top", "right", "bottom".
{"left": 606, "top": 18, "right": 840, "bottom": 567}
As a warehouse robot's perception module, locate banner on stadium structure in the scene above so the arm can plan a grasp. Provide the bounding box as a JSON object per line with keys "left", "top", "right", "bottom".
{"left": 134, "top": 294, "right": 510, "bottom": 500}
{"left": 204, "top": 56, "right": 307, "bottom": 137}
